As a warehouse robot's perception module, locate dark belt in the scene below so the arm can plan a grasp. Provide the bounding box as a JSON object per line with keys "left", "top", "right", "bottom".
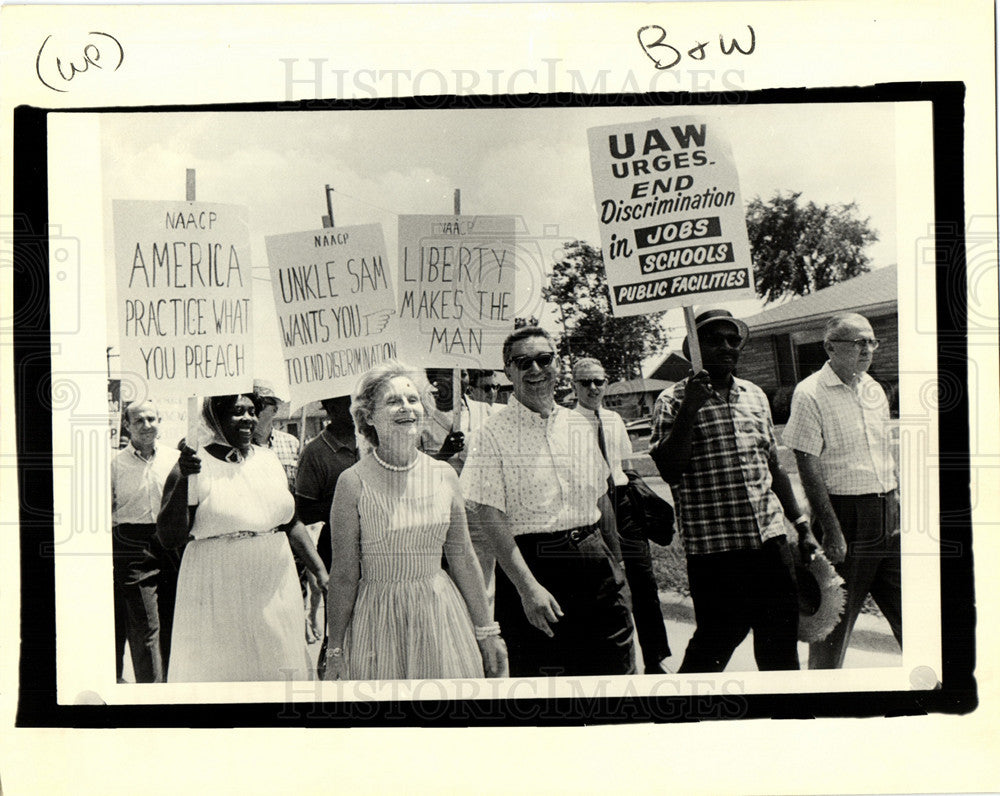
{"left": 519, "top": 523, "right": 600, "bottom": 546}
{"left": 831, "top": 489, "right": 897, "bottom": 500}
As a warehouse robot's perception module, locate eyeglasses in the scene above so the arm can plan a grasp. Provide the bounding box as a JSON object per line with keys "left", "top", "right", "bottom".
{"left": 830, "top": 338, "right": 880, "bottom": 350}
{"left": 575, "top": 378, "right": 606, "bottom": 388}
{"left": 478, "top": 384, "right": 500, "bottom": 392}
{"left": 507, "top": 351, "right": 556, "bottom": 371}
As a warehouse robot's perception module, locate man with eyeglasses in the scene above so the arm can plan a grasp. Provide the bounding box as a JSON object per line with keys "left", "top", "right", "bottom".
{"left": 649, "top": 309, "right": 814, "bottom": 672}
{"left": 461, "top": 326, "right": 635, "bottom": 677}
{"left": 572, "top": 357, "right": 672, "bottom": 674}
{"left": 783, "top": 312, "right": 901, "bottom": 668}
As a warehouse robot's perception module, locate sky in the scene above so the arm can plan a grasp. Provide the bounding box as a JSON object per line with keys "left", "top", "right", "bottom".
{"left": 101, "top": 101, "right": 898, "bottom": 386}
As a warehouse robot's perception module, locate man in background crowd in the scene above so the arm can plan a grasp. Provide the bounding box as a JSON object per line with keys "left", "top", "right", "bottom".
{"left": 421, "top": 367, "right": 489, "bottom": 473}
{"left": 783, "top": 312, "right": 902, "bottom": 668}
{"left": 572, "top": 356, "right": 672, "bottom": 674}
{"left": 295, "top": 396, "right": 359, "bottom": 659}
{"left": 650, "top": 309, "right": 815, "bottom": 673}
{"left": 468, "top": 368, "right": 502, "bottom": 411}
{"left": 253, "top": 379, "right": 300, "bottom": 492}
{"left": 111, "top": 399, "right": 181, "bottom": 682}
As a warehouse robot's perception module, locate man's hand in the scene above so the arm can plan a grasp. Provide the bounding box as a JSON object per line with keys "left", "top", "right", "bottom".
{"left": 437, "top": 430, "right": 465, "bottom": 459}
{"left": 519, "top": 580, "right": 564, "bottom": 637}
{"left": 681, "top": 370, "right": 714, "bottom": 413}
{"left": 817, "top": 511, "right": 847, "bottom": 564}
{"left": 796, "top": 521, "right": 821, "bottom": 563}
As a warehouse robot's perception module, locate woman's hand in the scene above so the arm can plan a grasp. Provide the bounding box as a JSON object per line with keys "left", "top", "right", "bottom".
{"left": 478, "top": 635, "right": 508, "bottom": 678}
{"left": 177, "top": 440, "right": 201, "bottom": 477}
{"left": 324, "top": 647, "right": 347, "bottom": 681}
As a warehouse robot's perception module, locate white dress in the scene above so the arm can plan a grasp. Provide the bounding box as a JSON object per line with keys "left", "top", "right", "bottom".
{"left": 343, "top": 454, "right": 483, "bottom": 680}
{"left": 168, "top": 447, "right": 310, "bottom": 682}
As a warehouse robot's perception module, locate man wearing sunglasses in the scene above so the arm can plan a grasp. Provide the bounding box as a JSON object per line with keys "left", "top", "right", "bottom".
{"left": 461, "top": 327, "right": 635, "bottom": 677}
{"left": 783, "top": 312, "right": 901, "bottom": 668}
{"left": 572, "top": 357, "right": 672, "bottom": 675}
{"left": 468, "top": 369, "right": 502, "bottom": 409}
{"left": 650, "top": 308, "right": 813, "bottom": 672}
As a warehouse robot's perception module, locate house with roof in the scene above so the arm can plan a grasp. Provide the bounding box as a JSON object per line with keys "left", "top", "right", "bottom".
{"left": 738, "top": 264, "right": 898, "bottom": 420}
{"left": 602, "top": 377, "right": 676, "bottom": 419}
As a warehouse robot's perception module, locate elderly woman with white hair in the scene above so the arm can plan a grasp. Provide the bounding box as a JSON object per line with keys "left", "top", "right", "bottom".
{"left": 324, "top": 361, "right": 507, "bottom": 681}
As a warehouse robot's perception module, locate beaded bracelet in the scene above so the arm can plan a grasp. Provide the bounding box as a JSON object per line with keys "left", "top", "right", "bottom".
{"left": 474, "top": 621, "right": 501, "bottom": 641}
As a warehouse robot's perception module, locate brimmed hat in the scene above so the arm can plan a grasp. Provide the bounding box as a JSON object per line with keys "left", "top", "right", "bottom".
{"left": 253, "top": 379, "right": 281, "bottom": 404}
{"left": 693, "top": 308, "right": 749, "bottom": 340}
{"left": 796, "top": 550, "right": 847, "bottom": 643}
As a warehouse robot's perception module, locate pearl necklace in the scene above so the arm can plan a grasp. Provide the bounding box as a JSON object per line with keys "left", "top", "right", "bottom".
{"left": 372, "top": 449, "right": 419, "bottom": 472}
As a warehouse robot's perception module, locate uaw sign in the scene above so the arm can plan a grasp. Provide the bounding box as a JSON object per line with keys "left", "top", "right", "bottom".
{"left": 265, "top": 223, "right": 397, "bottom": 405}
{"left": 113, "top": 200, "right": 253, "bottom": 396}
{"left": 588, "top": 116, "right": 755, "bottom": 315}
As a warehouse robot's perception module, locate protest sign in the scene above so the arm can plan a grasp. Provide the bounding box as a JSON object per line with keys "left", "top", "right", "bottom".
{"left": 588, "top": 116, "right": 755, "bottom": 316}
{"left": 265, "top": 223, "right": 398, "bottom": 405}
{"left": 396, "top": 214, "right": 516, "bottom": 369}
{"left": 113, "top": 200, "right": 253, "bottom": 396}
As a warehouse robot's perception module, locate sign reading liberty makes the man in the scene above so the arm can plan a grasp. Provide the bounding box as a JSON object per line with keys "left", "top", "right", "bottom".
{"left": 587, "top": 116, "right": 756, "bottom": 315}
{"left": 113, "top": 200, "right": 253, "bottom": 397}
{"left": 265, "top": 223, "right": 398, "bottom": 405}
{"left": 396, "top": 214, "right": 516, "bottom": 369}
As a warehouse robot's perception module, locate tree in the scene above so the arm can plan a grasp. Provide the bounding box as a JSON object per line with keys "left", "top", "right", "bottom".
{"left": 542, "top": 241, "right": 669, "bottom": 382}
{"left": 746, "top": 192, "right": 879, "bottom": 304}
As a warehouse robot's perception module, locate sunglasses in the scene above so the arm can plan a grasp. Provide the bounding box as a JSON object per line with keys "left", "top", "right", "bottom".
{"left": 477, "top": 384, "right": 500, "bottom": 392}
{"left": 507, "top": 351, "right": 556, "bottom": 371}
{"left": 702, "top": 332, "right": 745, "bottom": 348}
{"left": 575, "top": 378, "right": 606, "bottom": 388}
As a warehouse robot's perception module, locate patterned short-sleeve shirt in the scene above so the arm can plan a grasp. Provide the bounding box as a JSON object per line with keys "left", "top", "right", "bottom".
{"left": 650, "top": 376, "right": 786, "bottom": 555}
{"left": 460, "top": 396, "right": 609, "bottom": 535}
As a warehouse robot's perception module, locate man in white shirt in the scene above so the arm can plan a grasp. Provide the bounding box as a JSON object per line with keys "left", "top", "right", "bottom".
{"left": 461, "top": 327, "right": 634, "bottom": 677}
{"left": 111, "top": 400, "right": 180, "bottom": 682}
{"left": 783, "top": 313, "right": 902, "bottom": 668}
{"left": 572, "top": 357, "right": 671, "bottom": 674}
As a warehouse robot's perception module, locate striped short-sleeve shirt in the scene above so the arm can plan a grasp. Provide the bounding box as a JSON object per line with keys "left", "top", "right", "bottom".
{"left": 650, "top": 377, "right": 786, "bottom": 555}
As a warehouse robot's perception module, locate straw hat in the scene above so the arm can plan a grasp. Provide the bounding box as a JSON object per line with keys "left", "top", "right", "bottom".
{"left": 796, "top": 551, "right": 847, "bottom": 643}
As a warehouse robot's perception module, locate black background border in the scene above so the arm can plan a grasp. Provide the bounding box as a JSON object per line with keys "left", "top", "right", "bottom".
{"left": 13, "top": 81, "right": 975, "bottom": 727}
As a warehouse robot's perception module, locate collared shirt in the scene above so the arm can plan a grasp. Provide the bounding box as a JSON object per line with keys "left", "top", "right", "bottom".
{"left": 294, "top": 425, "right": 359, "bottom": 526}
{"left": 650, "top": 376, "right": 785, "bottom": 555}
{"left": 782, "top": 361, "right": 897, "bottom": 495}
{"left": 460, "top": 395, "right": 610, "bottom": 535}
{"left": 261, "top": 428, "right": 300, "bottom": 492}
{"left": 571, "top": 404, "right": 633, "bottom": 488}
{"left": 110, "top": 442, "right": 179, "bottom": 525}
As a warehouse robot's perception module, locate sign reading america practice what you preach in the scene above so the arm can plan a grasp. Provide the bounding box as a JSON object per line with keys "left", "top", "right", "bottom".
{"left": 113, "top": 200, "right": 254, "bottom": 397}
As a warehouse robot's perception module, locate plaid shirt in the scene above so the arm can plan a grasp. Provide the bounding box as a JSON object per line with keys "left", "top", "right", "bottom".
{"left": 650, "top": 376, "right": 786, "bottom": 555}
{"left": 262, "top": 429, "right": 300, "bottom": 492}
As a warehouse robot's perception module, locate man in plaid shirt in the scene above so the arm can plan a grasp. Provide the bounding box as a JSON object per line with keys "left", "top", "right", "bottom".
{"left": 650, "top": 309, "right": 816, "bottom": 672}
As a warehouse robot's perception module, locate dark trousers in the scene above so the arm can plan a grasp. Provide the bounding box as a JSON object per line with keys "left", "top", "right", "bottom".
{"left": 613, "top": 485, "right": 671, "bottom": 670}
{"left": 495, "top": 526, "right": 636, "bottom": 677}
{"left": 809, "top": 492, "right": 903, "bottom": 669}
{"left": 112, "top": 523, "right": 181, "bottom": 683}
{"left": 679, "top": 538, "right": 800, "bottom": 673}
